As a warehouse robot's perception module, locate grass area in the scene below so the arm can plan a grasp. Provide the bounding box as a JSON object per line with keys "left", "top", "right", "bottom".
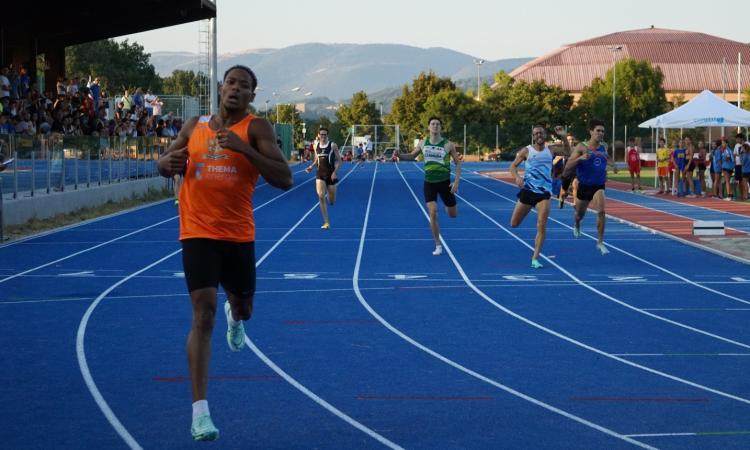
{"left": 609, "top": 168, "right": 659, "bottom": 186}
{"left": 2, "top": 187, "right": 174, "bottom": 242}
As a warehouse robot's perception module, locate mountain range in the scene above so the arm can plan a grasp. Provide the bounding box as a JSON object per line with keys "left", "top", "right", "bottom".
{"left": 149, "top": 43, "right": 533, "bottom": 117}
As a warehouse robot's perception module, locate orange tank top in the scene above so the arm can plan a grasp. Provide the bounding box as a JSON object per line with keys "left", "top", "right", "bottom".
{"left": 179, "top": 114, "right": 260, "bottom": 242}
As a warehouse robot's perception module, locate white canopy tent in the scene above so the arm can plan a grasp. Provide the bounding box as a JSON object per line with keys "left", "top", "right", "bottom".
{"left": 639, "top": 89, "right": 750, "bottom": 129}
{"left": 638, "top": 89, "right": 750, "bottom": 190}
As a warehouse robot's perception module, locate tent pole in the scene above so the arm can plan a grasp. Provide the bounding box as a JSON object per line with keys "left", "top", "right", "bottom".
{"left": 652, "top": 127, "right": 657, "bottom": 188}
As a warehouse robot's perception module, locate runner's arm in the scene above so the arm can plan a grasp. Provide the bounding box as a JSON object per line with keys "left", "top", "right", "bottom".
{"left": 157, "top": 116, "right": 198, "bottom": 177}
{"left": 398, "top": 140, "right": 423, "bottom": 161}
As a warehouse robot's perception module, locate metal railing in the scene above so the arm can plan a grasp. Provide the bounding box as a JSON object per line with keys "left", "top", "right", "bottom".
{"left": 0, "top": 134, "right": 171, "bottom": 199}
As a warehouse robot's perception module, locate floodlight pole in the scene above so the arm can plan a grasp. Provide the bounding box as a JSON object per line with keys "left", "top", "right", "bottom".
{"left": 609, "top": 46, "right": 623, "bottom": 160}
{"left": 473, "top": 59, "right": 485, "bottom": 100}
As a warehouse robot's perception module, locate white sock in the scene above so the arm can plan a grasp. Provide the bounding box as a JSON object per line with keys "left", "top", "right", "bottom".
{"left": 192, "top": 400, "right": 210, "bottom": 419}
{"left": 226, "top": 303, "right": 240, "bottom": 327}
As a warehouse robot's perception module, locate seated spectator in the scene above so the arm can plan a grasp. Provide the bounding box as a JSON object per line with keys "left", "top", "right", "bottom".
{"left": 0, "top": 111, "right": 14, "bottom": 134}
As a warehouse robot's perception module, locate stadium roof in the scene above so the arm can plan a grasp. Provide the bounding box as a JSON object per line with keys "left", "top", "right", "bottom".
{"left": 3, "top": 0, "right": 216, "bottom": 49}
{"left": 506, "top": 27, "right": 750, "bottom": 93}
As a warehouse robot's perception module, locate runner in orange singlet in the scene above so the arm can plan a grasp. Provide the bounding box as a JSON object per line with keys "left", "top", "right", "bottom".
{"left": 158, "top": 65, "right": 292, "bottom": 441}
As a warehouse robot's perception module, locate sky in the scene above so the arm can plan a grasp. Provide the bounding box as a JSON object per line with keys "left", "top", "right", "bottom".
{"left": 117, "top": 0, "right": 750, "bottom": 61}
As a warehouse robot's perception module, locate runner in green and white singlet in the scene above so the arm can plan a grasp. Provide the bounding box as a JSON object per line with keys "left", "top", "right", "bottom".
{"left": 397, "top": 116, "right": 462, "bottom": 256}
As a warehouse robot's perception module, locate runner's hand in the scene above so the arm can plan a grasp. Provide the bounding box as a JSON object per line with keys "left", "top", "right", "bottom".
{"left": 160, "top": 147, "right": 188, "bottom": 175}
{"left": 450, "top": 181, "right": 459, "bottom": 194}
{"left": 216, "top": 128, "right": 247, "bottom": 153}
{"left": 554, "top": 126, "right": 566, "bottom": 137}
{"left": 331, "top": 171, "right": 337, "bottom": 181}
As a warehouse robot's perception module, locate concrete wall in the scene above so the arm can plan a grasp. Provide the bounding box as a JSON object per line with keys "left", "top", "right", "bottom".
{"left": 1, "top": 177, "right": 170, "bottom": 226}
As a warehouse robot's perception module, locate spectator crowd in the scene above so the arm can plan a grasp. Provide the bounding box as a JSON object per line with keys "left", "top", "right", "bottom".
{"left": 0, "top": 64, "right": 181, "bottom": 138}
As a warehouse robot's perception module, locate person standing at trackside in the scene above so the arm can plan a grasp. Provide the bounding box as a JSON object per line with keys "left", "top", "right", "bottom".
{"left": 656, "top": 137, "right": 670, "bottom": 194}
{"left": 721, "top": 137, "right": 735, "bottom": 200}
{"left": 561, "top": 118, "right": 618, "bottom": 255}
{"left": 397, "top": 116, "right": 462, "bottom": 256}
{"left": 625, "top": 136, "right": 642, "bottom": 192}
{"left": 510, "top": 125, "right": 570, "bottom": 269}
{"left": 305, "top": 127, "right": 341, "bottom": 229}
{"left": 740, "top": 141, "right": 750, "bottom": 201}
{"left": 671, "top": 139, "right": 686, "bottom": 196}
{"left": 734, "top": 133, "right": 745, "bottom": 201}
{"left": 683, "top": 137, "right": 696, "bottom": 197}
{"left": 695, "top": 141, "right": 708, "bottom": 197}
{"left": 157, "top": 65, "right": 293, "bottom": 442}
{"left": 711, "top": 139, "right": 725, "bottom": 198}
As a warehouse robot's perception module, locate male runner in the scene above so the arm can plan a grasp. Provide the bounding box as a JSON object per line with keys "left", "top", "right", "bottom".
{"left": 510, "top": 125, "right": 570, "bottom": 268}
{"left": 397, "top": 116, "right": 461, "bottom": 256}
{"left": 305, "top": 127, "right": 341, "bottom": 229}
{"left": 157, "top": 65, "right": 293, "bottom": 441}
{"left": 561, "top": 118, "right": 617, "bottom": 255}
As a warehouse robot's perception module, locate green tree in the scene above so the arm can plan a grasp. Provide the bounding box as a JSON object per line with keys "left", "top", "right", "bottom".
{"left": 161, "top": 70, "right": 205, "bottom": 96}
{"left": 336, "top": 91, "right": 382, "bottom": 129}
{"left": 272, "top": 104, "right": 304, "bottom": 144}
{"left": 485, "top": 78, "right": 573, "bottom": 151}
{"left": 422, "top": 89, "right": 492, "bottom": 154}
{"left": 386, "top": 71, "right": 456, "bottom": 144}
{"left": 305, "top": 116, "right": 348, "bottom": 143}
{"left": 65, "top": 39, "right": 162, "bottom": 94}
{"left": 573, "top": 58, "right": 667, "bottom": 141}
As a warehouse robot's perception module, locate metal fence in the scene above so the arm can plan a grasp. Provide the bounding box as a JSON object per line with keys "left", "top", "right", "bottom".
{"left": 110, "top": 95, "right": 200, "bottom": 120}
{"left": 0, "top": 134, "right": 168, "bottom": 199}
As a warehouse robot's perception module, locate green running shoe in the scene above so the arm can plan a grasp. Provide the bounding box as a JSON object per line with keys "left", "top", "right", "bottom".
{"left": 224, "top": 301, "right": 245, "bottom": 352}
{"left": 191, "top": 414, "right": 219, "bottom": 441}
{"left": 531, "top": 259, "right": 543, "bottom": 269}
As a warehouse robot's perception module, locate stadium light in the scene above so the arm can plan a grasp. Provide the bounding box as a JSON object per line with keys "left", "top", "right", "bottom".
{"left": 473, "top": 59, "right": 485, "bottom": 100}
{"left": 609, "top": 45, "right": 623, "bottom": 159}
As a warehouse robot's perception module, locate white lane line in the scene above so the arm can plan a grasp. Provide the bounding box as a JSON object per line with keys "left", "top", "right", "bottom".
{"left": 0, "top": 198, "right": 174, "bottom": 248}
{"left": 2, "top": 168, "right": 317, "bottom": 285}
{"left": 245, "top": 164, "right": 403, "bottom": 449}
{"left": 471, "top": 172, "right": 750, "bottom": 303}
{"left": 77, "top": 249, "right": 181, "bottom": 450}
{"left": 0, "top": 216, "right": 178, "bottom": 285}
{"left": 400, "top": 163, "right": 750, "bottom": 406}
{"left": 613, "top": 353, "right": 750, "bottom": 357}
{"left": 350, "top": 163, "right": 654, "bottom": 448}
{"left": 79, "top": 163, "right": 399, "bottom": 449}
{"left": 625, "top": 430, "right": 750, "bottom": 437}
{"left": 626, "top": 432, "right": 697, "bottom": 437}
{"left": 455, "top": 180, "right": 750, "bottom": 350}
{"left": 475, "top": 170, "right": 750, "bottom": 266}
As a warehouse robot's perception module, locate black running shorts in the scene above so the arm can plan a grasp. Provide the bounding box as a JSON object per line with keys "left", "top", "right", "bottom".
{"left": 424, "top": 179, "right": 457, "bottom": 207}
{"left": 181, "top": 238, "right": 256, "bottom": 298}
{"left": 576, "top": 184, "right": 605, "bottom": 202}
{"left": 517, "top": 189, "right": 551, "bottom": 207}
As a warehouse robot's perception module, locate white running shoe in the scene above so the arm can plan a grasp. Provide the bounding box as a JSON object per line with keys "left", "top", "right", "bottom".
{"left": 191, "top": 414, "right": 219, "bottom": 441}
{"left": 596, "top": 243, "right": 610, "bottom": 255}
{"left": 432, "top": 245, "right": 443, "bottom": 256}
{"left": 224, "top": 302, "right": 245, "bottom": 352}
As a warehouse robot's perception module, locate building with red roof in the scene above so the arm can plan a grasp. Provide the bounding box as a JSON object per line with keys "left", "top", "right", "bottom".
{"left": 505, "top": 27, "right": 750, "bottom": 103}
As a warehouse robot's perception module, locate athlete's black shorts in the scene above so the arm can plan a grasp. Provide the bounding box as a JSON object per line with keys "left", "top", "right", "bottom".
{"left": 517, "top": 189, "right": 551, "bottom": 207}
{"left": 576, "top": 184, "right": 605, "bottom": 201}
{"left": 424, "top": 179, "right": 457, "bottom": 207}
{"left": 316, "top": 171, "right": 338, "bottom": 186}
{"left": 181, "top": 238, "right": 256, "bottom": 298}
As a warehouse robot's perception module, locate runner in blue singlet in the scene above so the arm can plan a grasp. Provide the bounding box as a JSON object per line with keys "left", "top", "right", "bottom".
{"left": 510, "top": 125, "right": 570, "bottom": 268}
{"left": 560, "top": 118, "right": 618, "bottom": 255}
